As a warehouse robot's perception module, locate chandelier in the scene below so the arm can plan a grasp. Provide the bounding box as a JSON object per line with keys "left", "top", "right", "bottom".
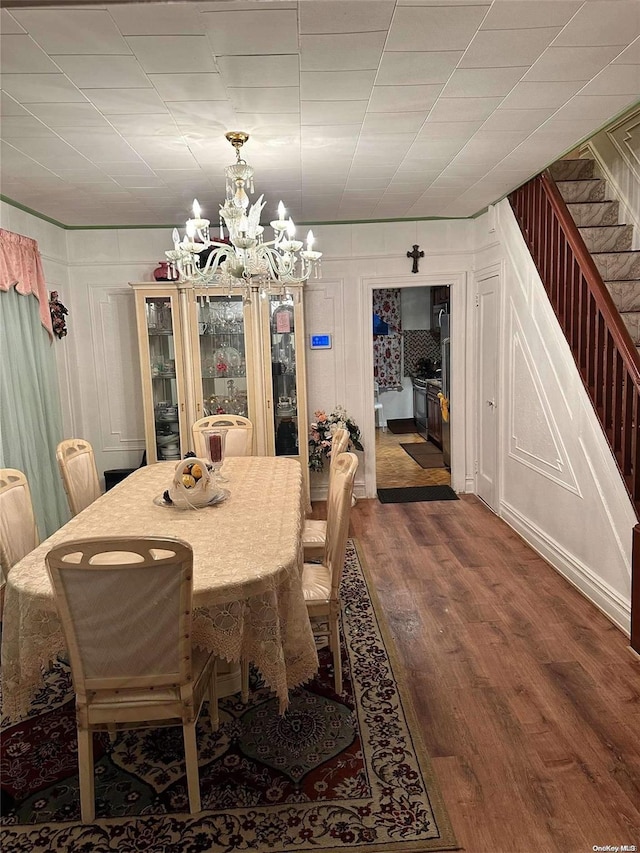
{"left": 165, "top": 131, "right": 321, "bottom": 296}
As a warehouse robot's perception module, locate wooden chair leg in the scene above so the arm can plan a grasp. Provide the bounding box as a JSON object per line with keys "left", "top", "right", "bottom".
{"left": 209, "top": 658, "right": 219, "bottom": 731}
{"left": 107, "top": 723, "right": 117, "bottom": 744}
{"left": 182, "top": 722, "right": 201, "bottom": 813}
{"left": 330, "top": 613, "right": 342, "bottom": 695}
{"left": 241, "top": 657, "right": 249, "bottom": 703}
{"left": 77, "top": 725, "right": 95, "bottom": 823}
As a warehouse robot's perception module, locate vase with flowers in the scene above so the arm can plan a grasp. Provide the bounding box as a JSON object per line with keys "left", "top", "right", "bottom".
{"left": 308, "top": 406, "right": 363, "bottom": 472}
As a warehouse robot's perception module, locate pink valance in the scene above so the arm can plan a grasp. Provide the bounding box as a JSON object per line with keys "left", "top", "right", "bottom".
{"left": 0, "top": 228, "right": 53, "bottom": 338}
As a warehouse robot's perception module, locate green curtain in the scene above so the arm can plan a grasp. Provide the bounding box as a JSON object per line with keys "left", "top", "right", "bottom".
{"left": 0, "top": 286, "right": 69, "bottom": 538}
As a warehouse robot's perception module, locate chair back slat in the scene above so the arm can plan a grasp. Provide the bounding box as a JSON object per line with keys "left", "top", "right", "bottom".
{"left": 0, "top": 469, "right": 39, "bottom": 579}
{"left": 192, "top": 415, "right": 253, "bottom": 457}
{"left": 46, "top": 537, "right": 193, "bottom": 691}
{"left": 57, "top": 439, "right": 101, "bottom": 516}
{"left": 329, "top": 428, "right": 350, "bottom": 475}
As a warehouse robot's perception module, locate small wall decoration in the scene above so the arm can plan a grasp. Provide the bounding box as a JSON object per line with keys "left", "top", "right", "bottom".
{"left": 49, "top": 291, "right": 68, "bottom": 339}
{"left": 407, "top": 244, "right": 424, "bottom": 274}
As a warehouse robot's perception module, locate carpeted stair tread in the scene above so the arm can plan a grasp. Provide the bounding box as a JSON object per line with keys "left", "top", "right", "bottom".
{"left": 606, "top": 280, "right": 640, "bottom": 312}
{"left": 556, "top": 178, "right": 607, "bottom": 204}
{"left": 548, "top": 159, "right": 597, "bottom": 181}
{"left": 566, "top": 200, "right": 620, "bottom": 227}
{"left": 578, "top": 224, "right": 634, "bottom": 253}
{"left": 553, "top": 156, "right": 640, "bottom": 352}
{"left": 591, "top": 251, "right": 640, "bottom": 281}
{"left": 620, "top": 311, "right": 640, "bottom": 344}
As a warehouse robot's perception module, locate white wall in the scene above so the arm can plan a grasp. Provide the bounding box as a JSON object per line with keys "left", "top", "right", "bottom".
{"left": 3, "top": 197, "right": 635, "bottom": 631}
{"left": 2, "top": 207, "right": 476, "bottom": 495}
{"left": 476, "top": 200, "right": 636, "bottom": 634}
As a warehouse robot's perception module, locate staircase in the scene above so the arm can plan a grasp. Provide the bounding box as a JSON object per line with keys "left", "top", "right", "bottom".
{"left": 549, "top": 157, "right": 640, "bottom": 359}
{"left": 508, "top": 167, "right": 640, "bottom": 653}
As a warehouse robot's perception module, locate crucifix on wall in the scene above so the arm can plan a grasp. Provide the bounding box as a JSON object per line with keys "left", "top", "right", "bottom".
{"left": 407, "top": 244, "right": 424, "bottom": 274}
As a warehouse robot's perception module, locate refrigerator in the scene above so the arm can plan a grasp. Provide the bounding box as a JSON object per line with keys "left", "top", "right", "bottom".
{"left": 439, "top": 311, "right": 451, "bottom": 468}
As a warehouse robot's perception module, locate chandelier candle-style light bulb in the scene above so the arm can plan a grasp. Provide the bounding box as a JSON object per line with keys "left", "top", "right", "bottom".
{"left": 190, "top": 198, "right": 210, "bottom": 234}
{"left": 165, "top": 131, "right": 321, "bottom": 295}
{"left": 270, "top": 200, "right": 289, "bottom": 235}
{"left": 182, "top": 221, "right": 202, "bottom": 254}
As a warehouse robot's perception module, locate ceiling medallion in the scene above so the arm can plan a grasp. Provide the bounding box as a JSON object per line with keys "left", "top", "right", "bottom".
{"left": 165, "top": 132, "right": 322, "bottom": 299}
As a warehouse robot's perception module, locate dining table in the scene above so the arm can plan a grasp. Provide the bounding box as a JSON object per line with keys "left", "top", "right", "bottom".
{"left": 1, "top": 456, "right": 319, "bottom": 723}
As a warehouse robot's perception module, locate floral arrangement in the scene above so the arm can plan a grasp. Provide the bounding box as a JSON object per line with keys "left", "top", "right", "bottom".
{"left": 308, "top": 406, "right": 363, "bottom": 472}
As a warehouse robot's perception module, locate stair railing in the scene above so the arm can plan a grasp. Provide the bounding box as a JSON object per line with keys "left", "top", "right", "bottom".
{"left": 509, "top": 171, "right": 640, "bottom": 653}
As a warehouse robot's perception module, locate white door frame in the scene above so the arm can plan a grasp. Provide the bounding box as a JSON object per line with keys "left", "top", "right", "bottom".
{"left": 360, "top": 271, "right": 467, "bottom": 498}
{"left": 474, "top": 262, "right": 504, "bottom": 513}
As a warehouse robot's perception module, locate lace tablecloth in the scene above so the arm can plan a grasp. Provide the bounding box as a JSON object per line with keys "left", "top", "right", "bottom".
{"left": 1, "top": 457, "right": 318, "bottom": 722}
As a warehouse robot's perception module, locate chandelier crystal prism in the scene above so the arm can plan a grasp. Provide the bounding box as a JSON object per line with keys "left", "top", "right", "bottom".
{"left": 165, "top": 131, "right": 321, "bottom": 295}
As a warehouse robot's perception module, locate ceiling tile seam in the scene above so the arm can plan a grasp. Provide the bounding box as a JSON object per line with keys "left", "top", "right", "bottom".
{"left": 336, "top": 0, "right": 403, "bottom": 212}
{"left": 452, "top": 89, "right": 638, "bottom": 201}
{"left": 372, "top": 0, "right": 496, "bottom": 216}
{"left": 1, "top": 96, "right": 169, "bottom": 199}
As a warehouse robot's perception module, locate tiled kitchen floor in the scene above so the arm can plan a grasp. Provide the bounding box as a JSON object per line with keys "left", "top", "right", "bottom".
{"left": 375, "top": 426, "right": 451, "bottom": 488}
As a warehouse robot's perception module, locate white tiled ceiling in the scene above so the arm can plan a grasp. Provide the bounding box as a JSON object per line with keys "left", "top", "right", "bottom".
{"left": 0, "top": 0, "right": 639, "bottom": 227}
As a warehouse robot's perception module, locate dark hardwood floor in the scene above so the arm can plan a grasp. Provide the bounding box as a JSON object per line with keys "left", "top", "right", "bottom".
{"left": 318, "top": 494, "right": 640, "bottom": 853}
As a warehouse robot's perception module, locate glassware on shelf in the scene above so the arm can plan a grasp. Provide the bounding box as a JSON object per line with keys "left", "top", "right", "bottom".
{"left": 213, "top": 348, "right": 228, "bottom": 376}
{"left": 147, "top": 302, "right": 158, "bottom": 330}
{"left": 203, "top": 428, "right": 228, "bottom": 483}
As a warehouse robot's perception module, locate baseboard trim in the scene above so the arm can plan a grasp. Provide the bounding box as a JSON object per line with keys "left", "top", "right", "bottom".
{"left": 501, "top": 500, "right": 631, "bottom": 636}
{"left": 311, "top": 482, "right": 366, "bottom": 502}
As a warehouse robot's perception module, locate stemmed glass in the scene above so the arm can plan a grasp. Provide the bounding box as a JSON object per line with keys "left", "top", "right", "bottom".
{"left": 204, "top": 428, "right": 229, "bottom": 484}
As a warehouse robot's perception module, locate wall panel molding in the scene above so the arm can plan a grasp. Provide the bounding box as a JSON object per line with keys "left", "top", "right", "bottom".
{"left": 508, "top": 309, "right": 580, "bottom": 496}
{"left": 88, "top": 285, "right": 145, "bottom": 454}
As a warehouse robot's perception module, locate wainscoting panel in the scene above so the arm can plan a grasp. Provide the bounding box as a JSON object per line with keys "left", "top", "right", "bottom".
{"left": 508, "top": 310, "right": 580, "bottom": 496}
{"left": 88, "top": 285, "right": 145, "bottom": 456}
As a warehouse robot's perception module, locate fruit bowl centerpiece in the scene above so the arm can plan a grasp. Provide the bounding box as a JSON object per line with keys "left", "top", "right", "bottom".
{"left": 167, "top": 456, "right": 220, "bottom": 509}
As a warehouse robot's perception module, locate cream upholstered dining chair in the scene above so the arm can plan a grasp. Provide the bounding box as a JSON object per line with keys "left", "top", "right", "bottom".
{"left": 45, "top": 536, "right": 219, "bottom": 822}
{"left": 301, "top": 451, "right": 358, "bottom": 695}
{"left": 192, "top": 415, "right": 254, "bottom": 458}
{"left": 56, "top": 438, "right": 101, "bottom": 517}
{"left": 302, "top": 427, "right": 350, "bottom": 561}
{"left": 0, "top": 469, "right": 39, "bottom": 605}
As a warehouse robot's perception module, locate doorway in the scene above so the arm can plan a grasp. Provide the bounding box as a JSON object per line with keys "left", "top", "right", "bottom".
{"left": 372, "top": 285, "right": 451, "bottom": 490}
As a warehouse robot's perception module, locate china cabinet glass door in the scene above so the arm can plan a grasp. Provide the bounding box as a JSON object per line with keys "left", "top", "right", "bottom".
{"left": 144, "top": 295, "right": 183, "bottom": 462}
{"left": 195, "top": 295, "right": 249, "bottom": 418}
{"left": 269, "top": 294, "right": 300, "bottom": 457}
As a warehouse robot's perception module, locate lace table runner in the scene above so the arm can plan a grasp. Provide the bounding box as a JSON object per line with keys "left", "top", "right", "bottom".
{"left": 1, "top": 457, "right": 318, "bottom": 722}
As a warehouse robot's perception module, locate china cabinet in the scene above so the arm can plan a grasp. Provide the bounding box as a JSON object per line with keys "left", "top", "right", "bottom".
{"left": 131, "top": 281, "right": 310, "bottom": 497}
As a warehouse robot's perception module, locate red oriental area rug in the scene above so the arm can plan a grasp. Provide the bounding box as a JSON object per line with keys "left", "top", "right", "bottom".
{"left": 0, "top": 540, "right": 458, "bottom": 853}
